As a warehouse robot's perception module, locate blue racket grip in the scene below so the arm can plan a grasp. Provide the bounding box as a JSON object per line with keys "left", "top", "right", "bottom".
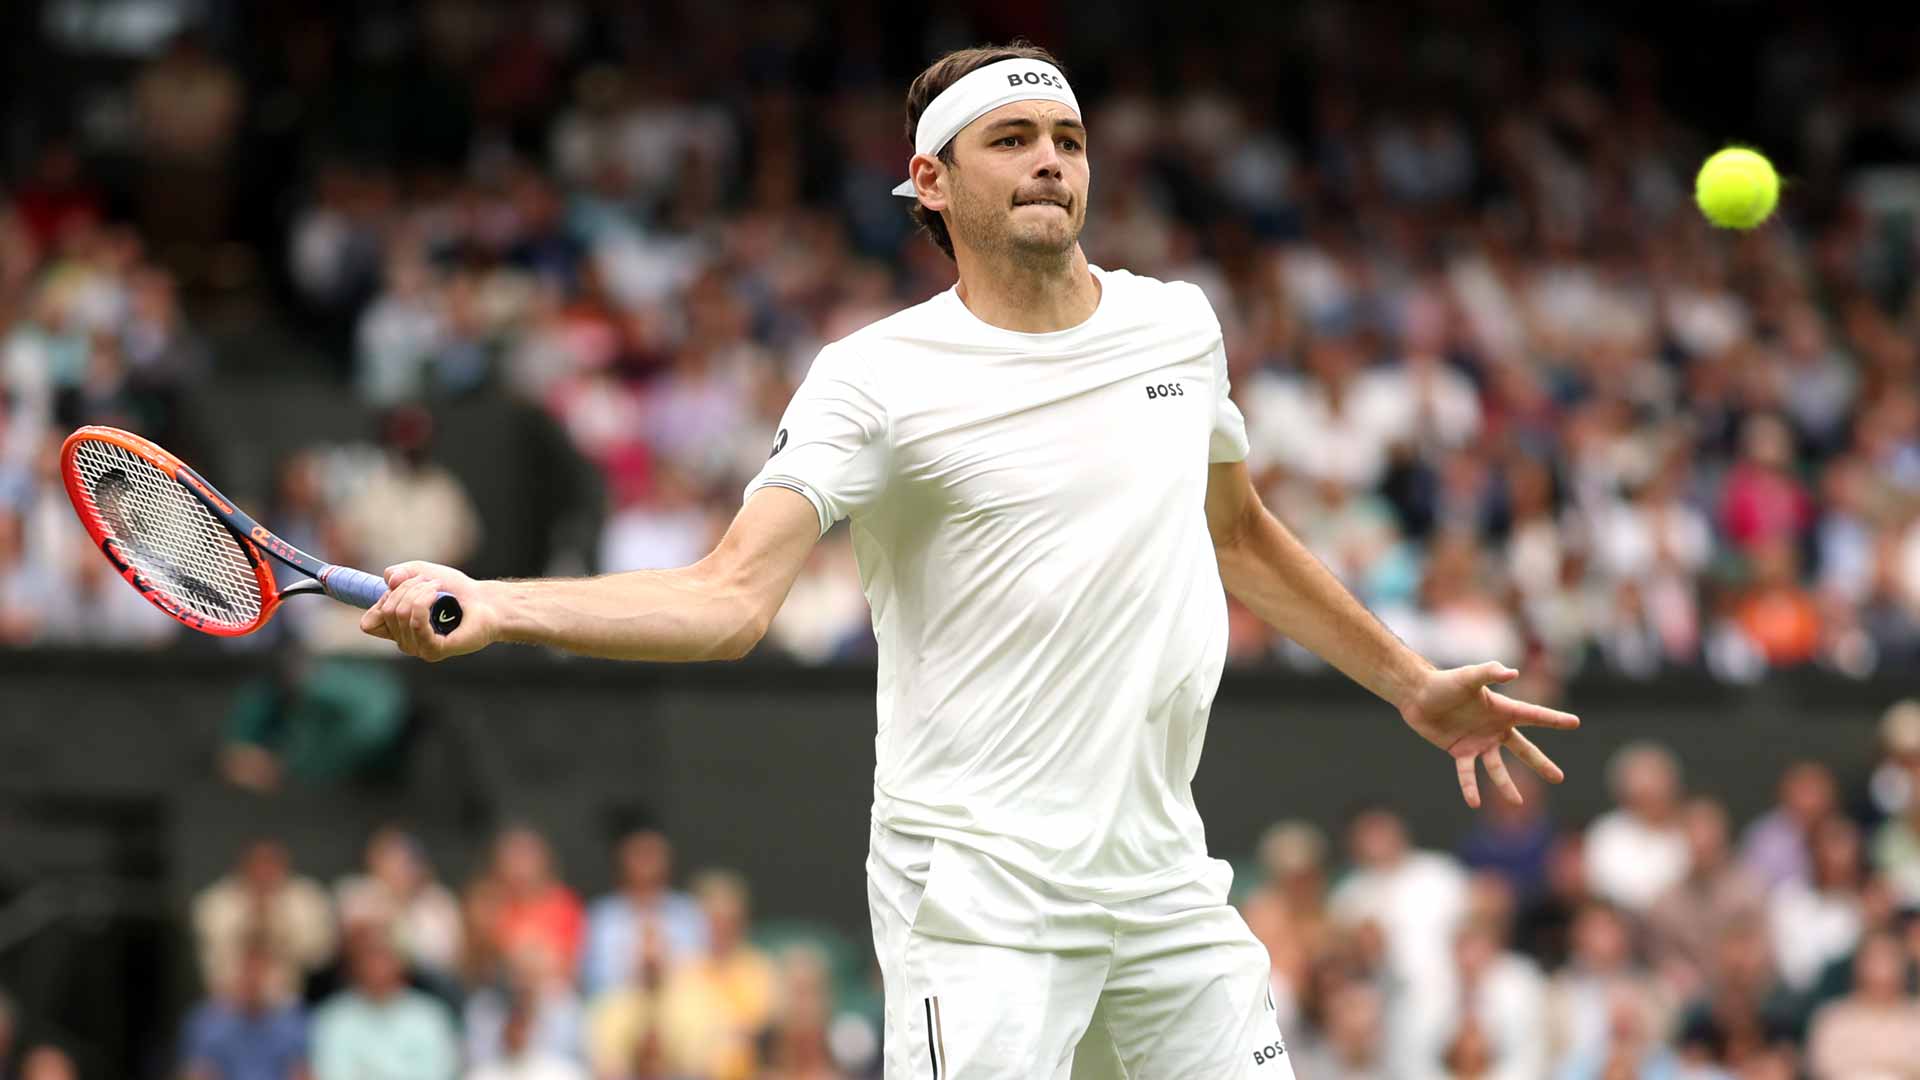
{"left": 320, "top": 566, "right": 464, "bottom": 636}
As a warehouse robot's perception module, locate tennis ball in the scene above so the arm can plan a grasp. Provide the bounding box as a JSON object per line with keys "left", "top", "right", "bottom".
{"left": 1695, "top": 148, "right": 1779, "bottom": 230}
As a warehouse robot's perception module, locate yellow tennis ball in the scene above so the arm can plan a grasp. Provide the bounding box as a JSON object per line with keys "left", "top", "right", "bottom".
{"left": 1695, "top": 148, "right": 1779, "bottom": 230}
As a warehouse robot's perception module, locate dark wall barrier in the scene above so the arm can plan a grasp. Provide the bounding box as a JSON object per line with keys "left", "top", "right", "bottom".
{"left": 2, "top": 649, "right": 1904, "bottom": 915}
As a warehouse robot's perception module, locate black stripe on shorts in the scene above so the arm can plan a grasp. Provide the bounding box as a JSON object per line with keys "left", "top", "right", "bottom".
{"left": 924, "top": 997, "right": 939, "bottom": 1077}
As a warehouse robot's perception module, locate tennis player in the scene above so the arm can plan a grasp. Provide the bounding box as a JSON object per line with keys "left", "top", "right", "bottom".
{"left": 363, "top": 42, "right": 1580, "bottom": 1079}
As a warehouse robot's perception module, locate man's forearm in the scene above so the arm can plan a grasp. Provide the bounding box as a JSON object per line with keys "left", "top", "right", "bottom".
{"left": 1215, "top": 505, "right": 1432, "bottom": 707}
{"left": 485, "top": 564, "right": 765, "bottom": 662}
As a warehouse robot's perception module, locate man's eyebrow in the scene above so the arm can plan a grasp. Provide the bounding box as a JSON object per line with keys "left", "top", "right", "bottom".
{"left": 981, "top": 116, "right": 1088, "bottom": 136}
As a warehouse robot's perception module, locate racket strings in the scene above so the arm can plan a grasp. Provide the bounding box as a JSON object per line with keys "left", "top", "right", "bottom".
{"left": 69, "top": 440, "right": 264, "bottom": 629}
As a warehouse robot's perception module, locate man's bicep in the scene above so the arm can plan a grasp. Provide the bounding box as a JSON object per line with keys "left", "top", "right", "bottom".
{"left": 704, "top": 485, "right": 830, "bottom": 629}
{"left": 1205, "top": 459, "right": 1260, "bottom": 550}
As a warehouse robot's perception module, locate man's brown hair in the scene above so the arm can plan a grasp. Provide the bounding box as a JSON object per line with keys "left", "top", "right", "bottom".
{"left": 903, "top": 40, "right": 1068, "bottom": 261}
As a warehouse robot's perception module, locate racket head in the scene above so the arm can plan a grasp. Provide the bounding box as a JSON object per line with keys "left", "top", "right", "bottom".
{"left": 60, "top": 426, "right": 280, "bottom": 636}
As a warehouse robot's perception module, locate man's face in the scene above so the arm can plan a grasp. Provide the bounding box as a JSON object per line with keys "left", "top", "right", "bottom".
{"left": 926, "top": 100, "right": 1089, "bottom": 262}
{"left": 351, "top": 938, "right": 406, "bottom": 998}
{"left": 620, "top": 831, "right": 670, "bottom": 892}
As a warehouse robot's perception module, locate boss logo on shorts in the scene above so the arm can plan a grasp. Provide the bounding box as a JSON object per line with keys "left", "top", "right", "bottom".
{"left": 1008, "top": 71, "right": 1066, "bottom": 90}
{"left": 1252, "top": 1040, "right": 1287, "bottom": 1066}
{"left": 1145, "top": 383, "right": 1185, "bottom": 399}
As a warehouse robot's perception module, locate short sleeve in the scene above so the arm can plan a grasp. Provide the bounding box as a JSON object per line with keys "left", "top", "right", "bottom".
{"left": 1207, "top": 339, "right": 1250, "bottom": 464}
{"left": 743, "top": 344, "right": 890, "bottom": 536}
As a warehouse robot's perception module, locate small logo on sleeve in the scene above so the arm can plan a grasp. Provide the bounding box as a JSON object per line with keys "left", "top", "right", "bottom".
{"left": 1252, "top": 1041, "right": 1287, "bottom": 1066}
{"left": 769, "top": 429, "right": 789, "bottom": 457}
{"left": 1145, "top": 383, "right": 1185, "bottom": 399}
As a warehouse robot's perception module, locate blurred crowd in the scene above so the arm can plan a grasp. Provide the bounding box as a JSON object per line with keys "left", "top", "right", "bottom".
{"left": 0, "top": 699, "right": 1912, "bottom": 1080}
{"left": 1244, "top": 699, "right": 1920, "bottom": 1080}
{"left": 158, "top": 824, "right": 877, "bottom": 1080}
{"left": 4, "top": 6, "right": 1920, "bottom": 676}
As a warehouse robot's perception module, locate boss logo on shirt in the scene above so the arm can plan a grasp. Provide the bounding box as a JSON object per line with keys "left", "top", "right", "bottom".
{"left": 769, "top": 428, "right": 789, "bottom": 457}
{"left": 1008, "top": 71, "right": 1066, "bottom": 89}
{"left": 1145, "top": 383, "right": 1185, "bottom": 399}
{"left": 1252, "top": 1041, "right": 1288, "bottom": 1066}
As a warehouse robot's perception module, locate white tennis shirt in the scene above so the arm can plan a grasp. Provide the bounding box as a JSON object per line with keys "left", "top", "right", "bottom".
{"left": 744, "top": 265, "right": 1251, "bottom": 900}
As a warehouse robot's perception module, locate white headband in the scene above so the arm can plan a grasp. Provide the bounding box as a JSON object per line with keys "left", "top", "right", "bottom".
{"left": 892, "top": 58, "right": 1081, "bottom": 198}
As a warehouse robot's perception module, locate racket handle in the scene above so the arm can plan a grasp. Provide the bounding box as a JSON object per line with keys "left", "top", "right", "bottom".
{"left": 320, "top": 566, "right": 464, "bottom": 637}
{"left": 428, "top": 593, "right": 464, "bottom": 636}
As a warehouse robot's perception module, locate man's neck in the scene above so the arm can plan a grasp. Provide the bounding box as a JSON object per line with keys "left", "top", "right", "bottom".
{"left": 953, "top": 245, "right": 1099, "bottom": 334}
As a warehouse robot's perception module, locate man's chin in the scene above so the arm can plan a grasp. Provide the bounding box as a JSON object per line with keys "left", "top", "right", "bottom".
{"left": 1008, "top": 221, "right": 1078, "bottom": 255}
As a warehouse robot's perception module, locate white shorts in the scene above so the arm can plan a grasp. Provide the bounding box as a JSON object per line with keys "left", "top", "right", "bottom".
{"left": 866, "top": 822, "right": 1295, "bottom": 1080}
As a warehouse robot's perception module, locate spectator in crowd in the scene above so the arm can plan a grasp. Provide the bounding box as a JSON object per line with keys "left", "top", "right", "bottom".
{"left": 756, "top": 944, "right": 857, "bottom": 1080}
{"left": 335, "top": 827, "right": 464, "bottom": 980}
{"left": 1552, "top": 986, "right": 1684, "bottom": 1080}
{"left": 597, "top": 462, "right": 722, "bottom": 575}
{"left": 1862, "top": 699, "right": 1920, "bottom": 829}
{"left": 1732, "top": 540, "right": 1824, "bottom": 670}
{"left": 0, "top": 508, "right": 46, "bottom": 644}
{"left": 219, "top": 652, "right": 411, "bottom": 794}
{"left": 1240, "top": 820, "right": 1332, "bottom": 1028}
{"left": 1288, "top": 972, "right": 1389, "bottom": 1080}
{"left": 467, "top": 827, "right": 585, "bottom": 985}
{"left": 1770, "top": 816, "right": 1868, "bottom": 993}
{"left": 1740, "top": 760, "right": 1838, "bottom": 893}
{"left": 1423, "top": 915, "right": 1547, "bottom": 1080}
{"left": 311, "top": 926, "right": 457, "bottom": 1080}
{"left": 586, "top": 917, "right": 673, "bottom": 1080}
{"left": 1584, "top": 742, "right": 1690, "bottom": 913}
{"left": 334, "top": 405, "right": 480, "bottom": 576}
{"left": 1646, "top": 798, "right": 1767, "bottom": 996}
{"left": 1872, "top": 716, "right": 1920, "bottom": 907}
{"left": 298, "top": 901, "right": 459, "bottom": 1018}
{"left": 1514, "top": 832, "right": 1591, "bottom": 971}
{"left": 1803, "top": 931, "right": 1920, "bottom": 1080}
{"left": 582, "top": 828, "right": 709, "bottom": 996}
{"left": 1543, "top": 901, "right": 1675, "bottom": 1072}
{"left": 1457, "top": 768, "right": 1555, "bottom": 903}
{"left": 1800, "top": 874, "right": 1903, "bottom": 1010}
{"left": 656, "top": 870, "right": 775, "bottom": 1080}
{"left": 1336, "top": 803, "right": 1466, "bottom": 1022}
{"left": 1719, "top": 414, "right": 1815, "bottom": 559}
{"left": 464, "top": 991, "right": 589, "bottom": 1080}
{"left": 1674, "top": 914, "right": 1798, "bottom": 1073}
{"left": 193, "top": 840, "right": 335, "bottom": 1005}
{"left": 179, "top": 936, "right": 308, "bottom": 1080}
{"left": 465, "top": 937, "right": 585, "bottom": 1070}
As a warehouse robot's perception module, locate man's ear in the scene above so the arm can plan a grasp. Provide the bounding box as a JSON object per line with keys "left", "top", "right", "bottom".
{"left": 909, "top": 153, "right": 949, "bottom": 211}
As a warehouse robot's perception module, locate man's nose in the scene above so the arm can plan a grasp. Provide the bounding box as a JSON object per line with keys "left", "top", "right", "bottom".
{"left": 1030, "top": 139, "right": 1063, "bottom": 178}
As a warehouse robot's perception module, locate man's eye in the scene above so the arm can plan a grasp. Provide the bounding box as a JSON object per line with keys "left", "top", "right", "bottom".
{"left": 997, "top": 136, "right": 1021, "bottom": 147}
{"left": 1061, "top": 139, "right": 1082, "bottom": 151}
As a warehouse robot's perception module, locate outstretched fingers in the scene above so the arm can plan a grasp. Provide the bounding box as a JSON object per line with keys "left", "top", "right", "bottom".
{"left": 1503, "top": 730, "right": 1566, "bottom": 784}
{"left": 1455, "top": 753, "right": 1482, "bottom": 809}
{"left": 1482, "top": 745, "right": 1523, "bottom": 805}
{"left": 1488, "top": 692, "right": 1581, "bottom": 732}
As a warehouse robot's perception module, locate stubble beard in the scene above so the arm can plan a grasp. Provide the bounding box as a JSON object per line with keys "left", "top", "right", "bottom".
{"left": 948, "top": 176, "right": 1083, "bottom": 272}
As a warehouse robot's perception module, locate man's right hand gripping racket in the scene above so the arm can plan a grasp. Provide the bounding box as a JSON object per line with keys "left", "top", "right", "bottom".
{"left": 60, "top": 425, "right": 462, "bottom": 638}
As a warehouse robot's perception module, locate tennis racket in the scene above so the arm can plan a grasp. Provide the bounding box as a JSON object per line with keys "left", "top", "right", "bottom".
{"left": 60, "top": 425, "right": 462, "bottom": 638}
